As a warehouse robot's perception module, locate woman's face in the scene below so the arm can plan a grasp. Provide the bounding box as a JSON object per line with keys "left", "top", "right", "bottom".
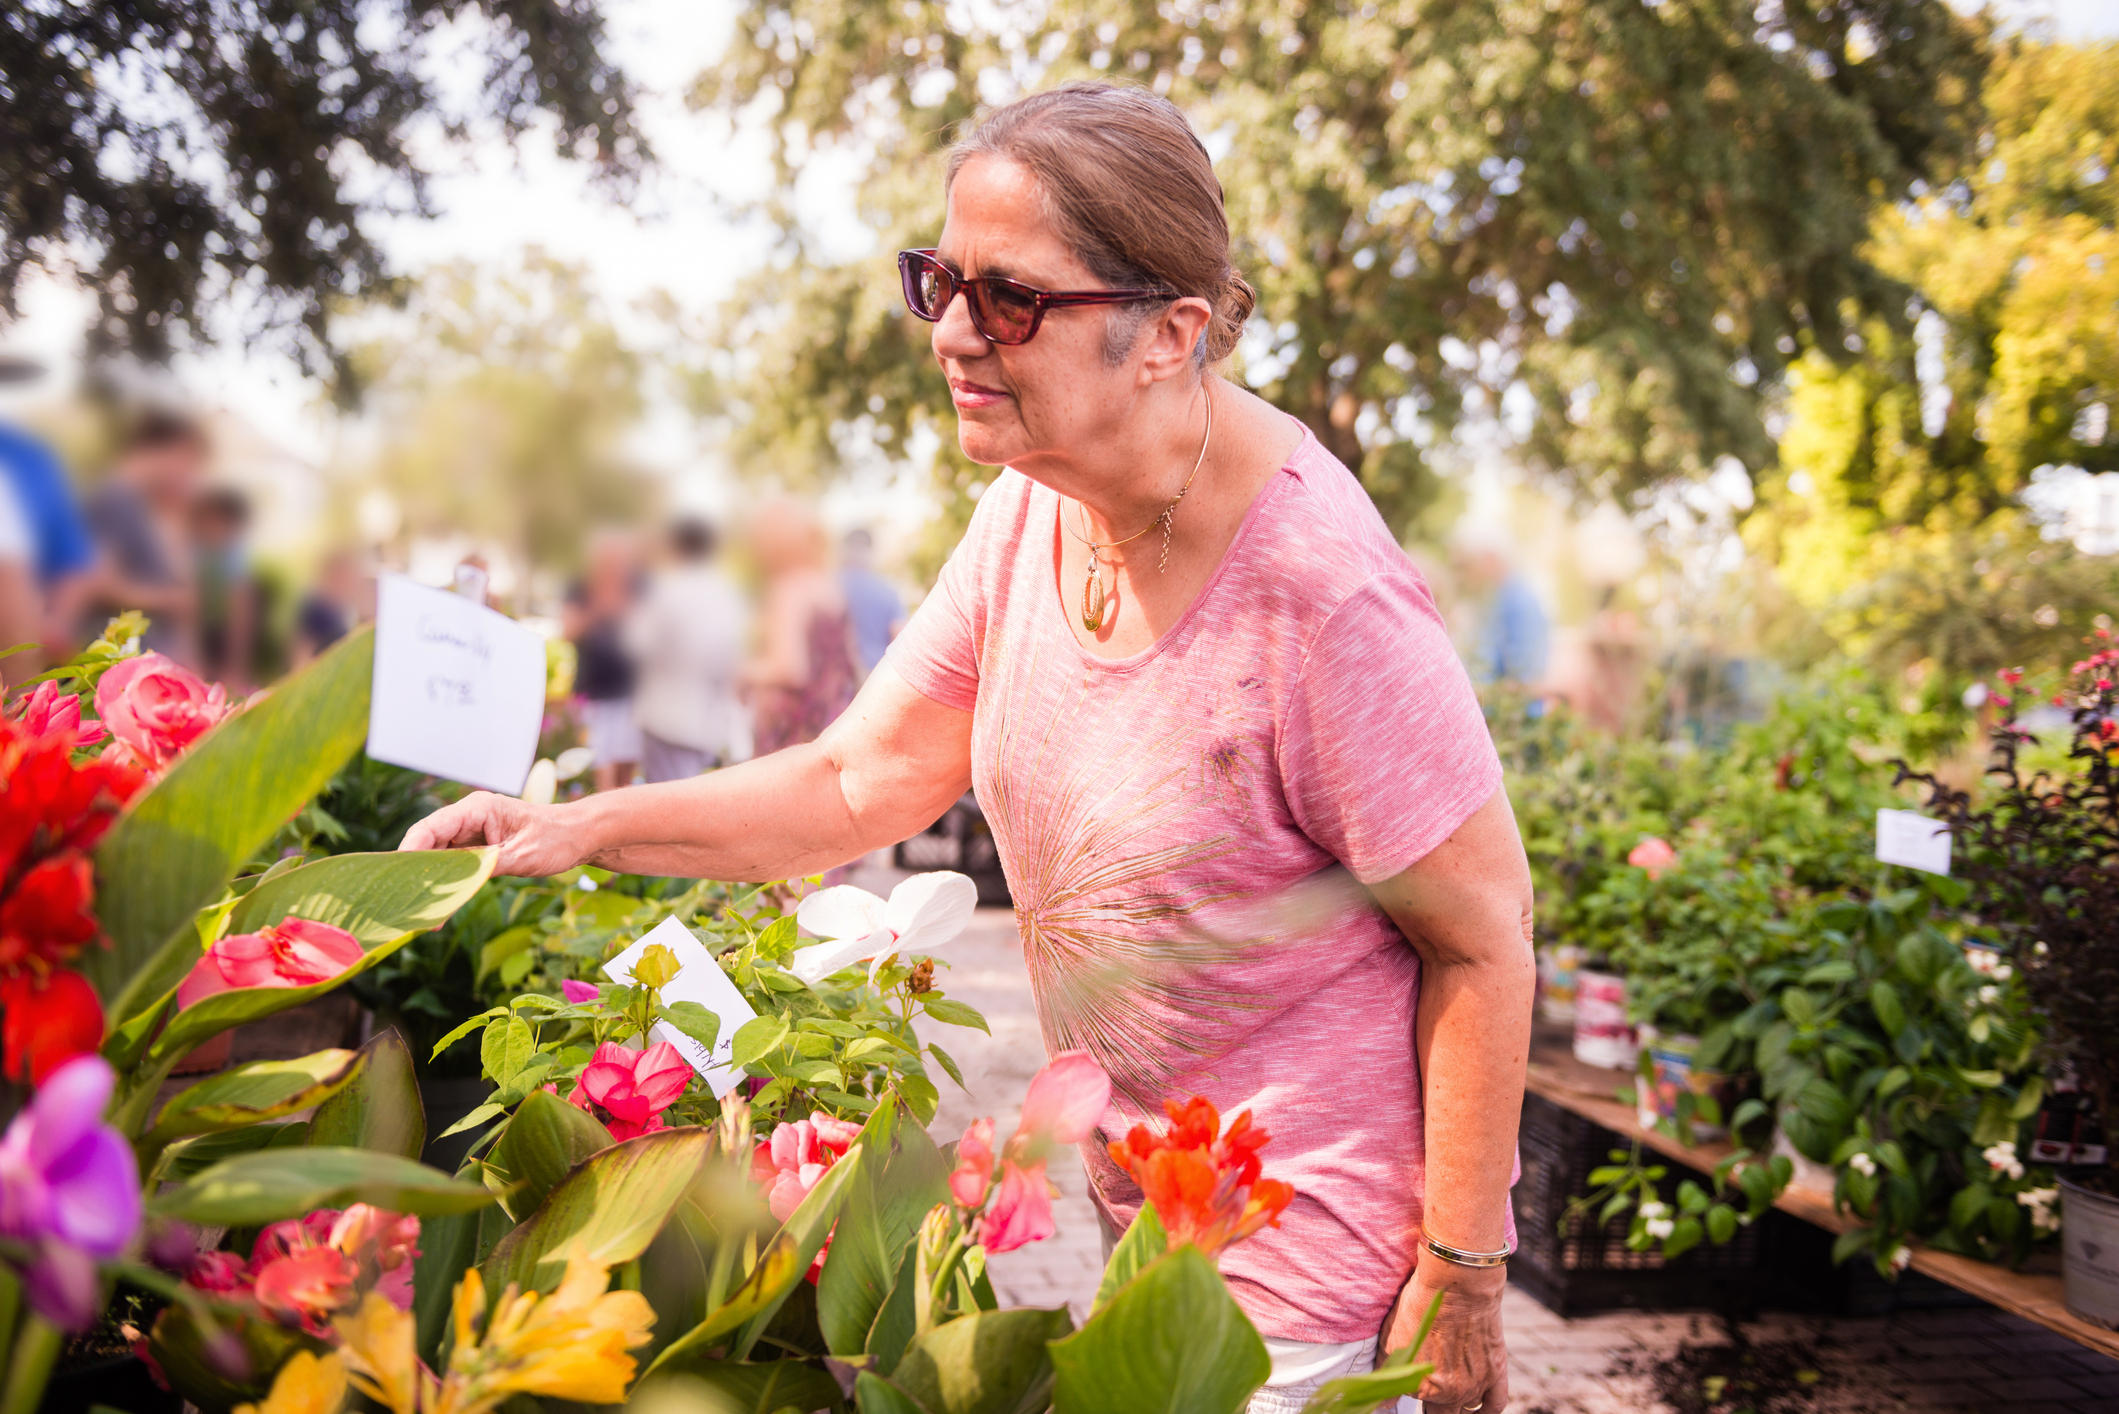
{"left": 931, "top": 155, "right": 1196, "bottom": 478}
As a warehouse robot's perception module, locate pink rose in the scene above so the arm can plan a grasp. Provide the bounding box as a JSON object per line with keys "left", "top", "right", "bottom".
{"left": 177, "top": 918, "right": 366, "bottom": 1009}
{"left": 1627, "top": 837, "right": 1677, "bottom": 879}
{"left": 93, "top": 652, "right": 231, "bottom": 774}
{"left": 568, "top": 1041, "right": 693, "bottom": 1141}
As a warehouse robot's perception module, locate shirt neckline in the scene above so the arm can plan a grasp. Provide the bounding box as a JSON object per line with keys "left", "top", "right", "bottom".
{"left": 1038, "top": 420, "right": 1312, "bottom": 675}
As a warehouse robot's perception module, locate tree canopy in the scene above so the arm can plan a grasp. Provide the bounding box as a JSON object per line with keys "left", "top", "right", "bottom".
{"left": 692, "top": 0, "right": 1989, "bottom": 540}
{"left": 1746, "top": 38, "right": 2119, "bottom": 678}
{"left": 0, "top": 0, "right": 642, "bottom": 384}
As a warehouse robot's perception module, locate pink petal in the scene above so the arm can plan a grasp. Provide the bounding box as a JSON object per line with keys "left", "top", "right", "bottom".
{"left": 1016, "top": 1050, "right": 1111, "bottom": 1149}
{"left": 976, "top": 1160, "right": 1054, "bottom": 1254}
{"left": 950, "top": 1117, "right": 995, "bottom": 1208}
{"left": 811, "top": 1115, "right": 863, "bottom": 1154}
{"left": 629, "top": 1043, "right": 691, "bottom": 1110}
{"left": 561, "top": 980, "right": 601, "bottom": 1004}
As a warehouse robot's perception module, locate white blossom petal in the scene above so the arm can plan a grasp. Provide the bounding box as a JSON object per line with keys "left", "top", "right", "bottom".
{"left": 788, "top": 928, "right": 893, "bottom": 984}
{"left": 796, "top": 886, "right": 890, "bottom": 942}
{"left": 885, "top": 872, "right": 978, "bottom": 952}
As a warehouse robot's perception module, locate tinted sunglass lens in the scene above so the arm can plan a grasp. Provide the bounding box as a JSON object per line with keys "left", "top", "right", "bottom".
{"left": 971, "top": 281, "right": 1039, "bottom": 343}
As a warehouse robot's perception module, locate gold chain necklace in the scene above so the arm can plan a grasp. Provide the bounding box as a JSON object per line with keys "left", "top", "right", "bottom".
{"left": 1065, "top": 385, "right": 1213, "bottom": 632}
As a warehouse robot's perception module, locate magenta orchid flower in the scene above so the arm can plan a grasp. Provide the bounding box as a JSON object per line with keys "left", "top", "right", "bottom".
{"left": 0, "top": 1055, "right": 143, "bottom": 1330}
{"left": 788, "top": 872, "right": 978, "bottom": 985}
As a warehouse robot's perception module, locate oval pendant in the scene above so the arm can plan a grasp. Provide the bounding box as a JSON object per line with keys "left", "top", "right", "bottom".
{"left": 1082, "top": 569, "right": 1106, "bottom": 632}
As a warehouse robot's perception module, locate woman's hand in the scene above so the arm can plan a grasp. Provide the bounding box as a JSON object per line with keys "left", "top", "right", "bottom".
{"left": 1382, "top": 1261, "right": 1509, "bottom": 1414}
{"left": 398, "top": 792, "right": 588, "bottom": 878}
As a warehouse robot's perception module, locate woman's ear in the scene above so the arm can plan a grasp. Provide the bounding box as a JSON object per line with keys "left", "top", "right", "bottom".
{"left": 1136, "top": 297, "right": 1216, "bottom": 384}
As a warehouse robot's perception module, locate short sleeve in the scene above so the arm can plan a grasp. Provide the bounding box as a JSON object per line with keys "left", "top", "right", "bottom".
{"left": 882, "top": 528, "right": 981, "bottom": 713}
{"left": 1279, "top": 573, "right": 1502, "bottom": 884}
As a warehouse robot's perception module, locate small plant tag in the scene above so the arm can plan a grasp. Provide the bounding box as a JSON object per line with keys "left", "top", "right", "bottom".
{"left": 605, "top": 915, "right": 760, "bottom": 1096}
{"left": 1876, "top": 809, "right": 1951, "bottom": 875}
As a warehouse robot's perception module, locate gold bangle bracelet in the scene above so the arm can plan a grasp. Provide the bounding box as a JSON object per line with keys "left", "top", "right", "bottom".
{"left": 1422, "top": 1233, "right": 1514, "bottom": 1268}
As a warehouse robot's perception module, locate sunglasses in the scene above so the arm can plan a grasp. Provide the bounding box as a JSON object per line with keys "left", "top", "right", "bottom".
{"left": 898, "top": 248, "right": 1171, "bottom": 346}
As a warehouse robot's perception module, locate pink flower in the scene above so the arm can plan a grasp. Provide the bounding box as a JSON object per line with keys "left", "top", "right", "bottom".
{"left": 750, "top": 1115, "right": 863, "bottom": 1223}
{"left": 1628, "top": 837, "right": 1677, "bottom": 879}
{"left": 952, "top": 1050, "right": 1112, "bottom": 1256}
{"left": 93, "top": 652, "right": 231, "bottom": 774}
{"left": 252, "top": 1246, "right": 358, "bottom": 1334}
{"left": 176, "top": 918, "right": 366, "bottom": 1009}
{"left": 950, "top": 1117, "right": 995, "bottom": 1209}
{"left": 328, "top": 1204, "right": 421, "bottom": 1310}
{"left": 185, "top": 1250, "right": 251, "bottom": 1295}
{"left": 567, "top": 1041, "right": 693, "bottom": 1141}
{"left": 9, "top": 683, "right": 105, "bottom": 748}
{"left": 561, "top": 979, "right": 601, "bottom": 1004}
{"left": 978, "top": 1158, "right": 1056, "bottom": 1254}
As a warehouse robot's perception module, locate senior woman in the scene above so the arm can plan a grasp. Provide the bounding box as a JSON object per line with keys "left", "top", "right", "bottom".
{"left": 403, "top": 82, "right": 1535, "bottom": 1414}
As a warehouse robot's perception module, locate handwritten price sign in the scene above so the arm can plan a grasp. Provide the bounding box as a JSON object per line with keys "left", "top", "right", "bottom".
{"left": 366, "top": 573, "right": 546, "bottom": 794}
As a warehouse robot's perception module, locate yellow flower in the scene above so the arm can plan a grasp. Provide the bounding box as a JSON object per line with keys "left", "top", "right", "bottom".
{"left": 333, "top": 1291, "right": 426, "bottom": 1414}
{"left": 233, "top": 1350, "right": 348, "bottom": 1414}
{"left": 451, "top": 1250, "right": 657, "bottom": 1409}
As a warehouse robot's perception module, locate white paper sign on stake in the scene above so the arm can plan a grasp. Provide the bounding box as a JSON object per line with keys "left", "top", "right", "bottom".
{"left": 604, "top": 915, "right": 760, "bottom": 1098}
{"left": 366, "top": 574, "right": 546, "bottom": 795}
{"left": 1876, "top": 808, "right": 1952, "bottom": 876}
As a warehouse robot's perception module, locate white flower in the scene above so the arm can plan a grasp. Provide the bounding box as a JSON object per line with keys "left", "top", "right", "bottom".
{"left": 1888, "top": 1244, "right": 1912, "bottom": 1272}
{"left": 2033, "top": 942, "right": 2049, "bottom": 957}
{"left": 789, "top": 872, "right": 980, "bottom": 985}
{"left": 1978, "top": 985, "right": 2002, "bottom": 1006}
{"left": 2018, "top": 1187, "right": 2062, "bottom": 1234}
{"left": 554, "top": 746, "right": 596, "bottom": 781}
{"left": 1637, "top": 1200, "right": 1669, "bottom": 1220}
{"left": 1645, "top": 1217, "right": 1676, "bottom": 1240}
{"left": 1982, "top": 1141, "right": 2025, "bottom": 1181}
{"left": 520, "top": 758, "right": 558, "bottom": 805}
{"left": 1638, "top": 1104, "right": 1661, "bottom": 1131}
{"left": 1849, "top": 1152, "right": 1878, "bottom": 1177}
{"left": 576, "top": 874, "right": 598, "bottom": 892}
{"left": 1965, "top": 948, "right": 1999, "bottom": 975}
{"left": 1993, "top": 964, "right": 2013, "bottom": 982}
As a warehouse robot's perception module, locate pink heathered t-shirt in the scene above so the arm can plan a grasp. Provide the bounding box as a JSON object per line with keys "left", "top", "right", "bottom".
{"left": 885, "top": 423, "right": 1504, "bottom": 1343}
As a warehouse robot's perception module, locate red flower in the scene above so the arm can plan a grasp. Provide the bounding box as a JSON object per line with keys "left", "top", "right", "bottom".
{"left": 0, "top": 716, "right": 142, "bottom": 909}
{"left": 1108, "top": 1096, "right": 1295, "bottom": 1258}
{"left": 177, "top": 918, "right": 367, "bottom": 1009}
{"left": 0, "top": 854, "right": 99, "bottom": 974}
{"left": 0, "top": 969, "right": 104, "bottom": 1084}
{"left": 94, "top": 652, "right": 232, "bottom": 774}
{"left": 567, "top": 1041, "right": 693, "bottom": 1142}
{"left": 8, "top": 683, "right": 106, "bottom": 748}
{"left": 1628, "top": 837, "right": 1677, "bottom": 879}
{"left": 252, "top": 1247, "right": 359, "bottom": 1335}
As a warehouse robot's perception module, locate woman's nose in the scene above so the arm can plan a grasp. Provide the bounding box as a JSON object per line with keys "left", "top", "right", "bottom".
{"left": 932, "top": 288, "right": 990, "bottom": 361}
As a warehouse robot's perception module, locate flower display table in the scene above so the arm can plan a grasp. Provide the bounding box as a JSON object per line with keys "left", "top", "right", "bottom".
{"left": 1523, "top": 1022, "right": 2119, "bottom": 1361}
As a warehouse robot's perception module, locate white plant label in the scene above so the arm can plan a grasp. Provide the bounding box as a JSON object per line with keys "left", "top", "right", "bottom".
{"left": 1876, "top": 808, "right": 1952, "bottom": 876}
{"left": 366, "top": 574, "right": 546, "bottom": 795}
{"left": 604, "top": 915, "right": 759, "bottom": 1097}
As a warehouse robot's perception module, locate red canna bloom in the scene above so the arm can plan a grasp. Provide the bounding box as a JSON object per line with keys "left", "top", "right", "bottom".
{"left": 0, "top": 969, "right": 105, "bottom": 1084}
{"left": 177, "top": 918, "right": 367, "bottom": 1009}
{"left": 0, "top": 854, "right": 99, "bottom": 974}
{"left": 1108, "top": 1096, "right": 1295, "bottom": 1258}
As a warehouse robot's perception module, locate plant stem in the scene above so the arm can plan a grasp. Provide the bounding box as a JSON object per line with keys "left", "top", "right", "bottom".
{"left": 0, "top": 1315, "right": 60, "bottom": 1414}
{"left": 0, "top": 1267, "right": 19, "bottom": 1369}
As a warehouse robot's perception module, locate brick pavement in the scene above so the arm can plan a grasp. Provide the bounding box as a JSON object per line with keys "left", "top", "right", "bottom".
{"left": 894, "top": 893, "right": 2119, "bottom": 1413}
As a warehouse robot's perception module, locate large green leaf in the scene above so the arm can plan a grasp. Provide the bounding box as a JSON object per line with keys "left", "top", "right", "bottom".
{"left": 817, "top": 1100, "right": 950, "bottom": 1355}
{"left": 488, "top": 1087, "right": 614, "bottom": 1221}
{"left": 412, "top": 1202, "right": 519, "bottom": 1365}
{"left": 88, "top": 628, "right": 377, "bottom": 1016}
{"left": 855, "top": 1372, "right": 929, "bottom": 1414}
{"left": 865, "top": 1237, "right": 922, "bottom": 1376}
{"left": 1048, "top": 1247, "right": 1269, "bottom": 1414}
{"left": 1092, "top": 1202, "right": 1167, "bottom": 1312}
{"left": 149, "top": 1145, "right": 496, "bottom": 1226}
{"left": 308, "top": 1028, "right": 425, "bottom": 1159}
{"left": 483, "top": 1127, "right": 712, "bottom": 1295}
{"left": 635, "top": 1362, "right": 847, "bottom": 1414}
{"left": 141, "top": 1049, "right": 361, "bottom": 1163}
{"left": 878, "top": 1306, "right": 1075, "bottom": 1414}
{"left": 648, "top": 1149, "right": 864, "bottom": 1375}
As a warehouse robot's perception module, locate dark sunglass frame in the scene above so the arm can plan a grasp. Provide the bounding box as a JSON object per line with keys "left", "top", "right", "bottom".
{"left": 898, "top": 249, "right": 1171, "bottom": 345}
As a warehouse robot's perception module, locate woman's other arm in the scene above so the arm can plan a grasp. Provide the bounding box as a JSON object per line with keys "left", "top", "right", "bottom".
{"left": 399, "top": 663, "right": 972, "bottom": 880}
{"left": 1368, "top": 785, "right": 1536, "bottom": 1414}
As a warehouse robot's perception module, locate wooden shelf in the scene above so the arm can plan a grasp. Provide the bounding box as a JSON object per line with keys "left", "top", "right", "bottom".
{"left": 1523, "top": 1024, "right": 2119, "bottom": 1361}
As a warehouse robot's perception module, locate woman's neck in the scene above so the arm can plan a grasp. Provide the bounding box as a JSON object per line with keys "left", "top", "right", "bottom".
{"left": 1063, "top": 376, "right": 1216, "bottom": 541}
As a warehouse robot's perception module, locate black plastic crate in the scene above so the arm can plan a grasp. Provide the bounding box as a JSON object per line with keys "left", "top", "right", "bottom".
{"left": 894, "top": 793, "right": 1011, "bottom": 906}
{"left": 1510, "top": 1091, "right": 1768, "bottom": 1316}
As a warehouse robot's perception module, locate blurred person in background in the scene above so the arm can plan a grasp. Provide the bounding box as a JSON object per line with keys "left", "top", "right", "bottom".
{"left": 840, "top": 526, "right": 904, "bottom": 675}
{"left": 0, "top": 459, "right": 34, "bottom": 686}
{"left": 0, "top": 353, "right": 96, "bottom": 672}
{"left": 82, "top": 408, "right": 210, "bottom": 664}
{"left": 191, "top": 485, "right": 257, "bottom": 692}
{"left": 744, "top": 498, "right": 859, "bottom": 756}
{"left": 565, "top": 528, "right": 642, "bottom": 792}
{"left": 292, "top": 547, "right": 366, "bottom": 669}
{"left": 626, "top": 518, "right": 751, "bottom": 783}
{"left": 1451, "top": 523, "right": 1548, "bottom": 691}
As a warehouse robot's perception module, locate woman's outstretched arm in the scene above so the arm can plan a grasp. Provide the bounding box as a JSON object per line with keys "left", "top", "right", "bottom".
{"left": 398, "top": 664, "right": 973, "bottom": 881}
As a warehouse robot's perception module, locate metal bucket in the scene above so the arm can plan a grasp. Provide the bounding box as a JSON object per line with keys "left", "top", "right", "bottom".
{"left": 2060, "top": 1175, "right": 2119, "bottom": 1330}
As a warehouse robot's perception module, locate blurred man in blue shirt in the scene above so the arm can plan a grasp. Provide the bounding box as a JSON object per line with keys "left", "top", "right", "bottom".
{"left": 0, "top": 354, "right": 96, "bottom": 678}
{"left": 840, "top": 528, "right": 903, "bottom": 675}
{"left": 1452, "top": 524, "right": 1549, "bottom": 689}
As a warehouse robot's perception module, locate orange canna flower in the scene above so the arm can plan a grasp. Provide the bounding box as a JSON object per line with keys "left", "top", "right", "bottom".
{"left": 1108, "top": 1096, "right": 1295, "bottom": 1258}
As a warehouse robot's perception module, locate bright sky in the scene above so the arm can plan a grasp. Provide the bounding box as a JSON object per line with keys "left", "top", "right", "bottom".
{"left": 1, "top": 0, "right": 2112, "bottom": 499}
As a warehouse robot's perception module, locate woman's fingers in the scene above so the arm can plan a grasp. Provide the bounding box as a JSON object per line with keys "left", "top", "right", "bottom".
{"left": 400, "top": 793, "right": 512, "bottom": 852}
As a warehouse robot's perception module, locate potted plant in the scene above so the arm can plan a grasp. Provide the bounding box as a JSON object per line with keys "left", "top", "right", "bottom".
{"left": 1906, "top": 645, "right": 2119, "bottom": 1328}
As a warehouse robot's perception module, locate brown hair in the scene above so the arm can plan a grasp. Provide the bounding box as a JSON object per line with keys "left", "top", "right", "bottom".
{"left": 948, "top": 82, "right": 1255, "bottom": 368}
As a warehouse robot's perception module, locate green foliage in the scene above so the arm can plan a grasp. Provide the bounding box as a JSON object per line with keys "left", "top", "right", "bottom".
{"left": 692, "top": 0, "right": 1985, "bottom": 523}
{"left": 307, "top": 1028, "right": 427, "bottom": 1159}
{"left": 485, "top": 1087, "right": 615, "bottom": 1221}
{"left": 816, "top": 1104, "right": 952, "bottom": 1356}
{"left": 148, "top": 1146, "right": 496, "bottom": 1226}
{"left": 140, "top": 1049, "right": 363, "bottom": 1169}
{"left": 1047, "top": 1246, "right": 1270, "bottom": 1414}
{"left": 484, "top": 1126, "right": 715, "bottom": 1294}
{"left": 864, "top": 1306, "right": 1074, "bottom": 1414}
{"left": 1, "top": 0, "right": 643, "bottom": 379}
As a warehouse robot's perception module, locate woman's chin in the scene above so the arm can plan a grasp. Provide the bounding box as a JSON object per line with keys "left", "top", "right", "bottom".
{"left": 955, "top": 421, "right": 1019, "bottom": 469}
